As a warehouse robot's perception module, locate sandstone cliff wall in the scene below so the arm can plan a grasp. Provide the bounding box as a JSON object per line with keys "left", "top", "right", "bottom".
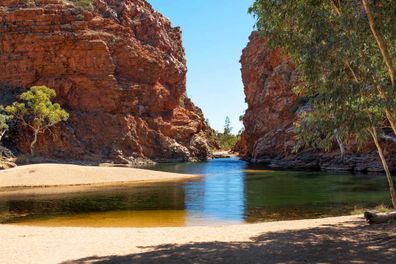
{"left": 238, "top": 32, "right": 396, "bottom": 172}
{"left": 0, "top": 0, "right": 216, "bottom": 164}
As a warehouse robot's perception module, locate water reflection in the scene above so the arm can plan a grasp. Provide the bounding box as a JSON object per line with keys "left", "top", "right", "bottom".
{"left": 0, "top": 158, "right": 392, "bottom": 227}
{"left": 186, "top": 158, "right": 246, "bottom": 223}
{"left": 243, "top": 170, "right": 390, "bottom": 221}
{"left": 150, "top": 158, "right": 247, "bottom": 224}
{"left": 0, "top": 184, "right": 188, "bottom": 226}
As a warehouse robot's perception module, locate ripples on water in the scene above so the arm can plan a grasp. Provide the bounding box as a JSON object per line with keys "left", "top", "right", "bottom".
{"left": 0, "top": 158, "right": 391, "bottom": 227}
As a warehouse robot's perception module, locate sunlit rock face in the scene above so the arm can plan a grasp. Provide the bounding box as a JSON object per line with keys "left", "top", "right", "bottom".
{"left": 238, "top": 32, "right": 298, "bottom": 161}
{"left": 0, "top": 0, "right": 216, "bottom": 163}
{"left": 238, "top": 32, "right": 396, "bottom": 172}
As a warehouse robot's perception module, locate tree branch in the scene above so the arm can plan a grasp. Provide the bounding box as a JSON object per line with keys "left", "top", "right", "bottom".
{"left": 362, "top": 0, "right": 395, "bottom": 90}
{"left": 381, "top": 133, "right": 396, "bottom": 144}
{"left": 0, "top": 130, "right": 6, "bottom": 142}
{"left": 331, "top": 0, "right": 341, "bottom": 15}
{"left": 346, "top": 62, "right": 359, "bottom": 83}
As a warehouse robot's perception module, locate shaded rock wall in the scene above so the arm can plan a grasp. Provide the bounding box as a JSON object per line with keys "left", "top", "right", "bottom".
{"left": 0, "top": 0, "right": 216, "bottom": 163}
{"left": 238, "top": 32, "right": 396, "bottom": 172}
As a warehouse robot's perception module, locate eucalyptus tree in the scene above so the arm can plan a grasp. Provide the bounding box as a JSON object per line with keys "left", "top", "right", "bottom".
{"left": 294, "top": 83, "right": 396, "bottom": 208}
{"left": 6, "top": 86, "right": 69, "bottom": 156}
{"left": 249, "top": 0, "right": 396, "bottom": 132}
{"left": 249, "top": 0, "right": 396, "bottom": 208}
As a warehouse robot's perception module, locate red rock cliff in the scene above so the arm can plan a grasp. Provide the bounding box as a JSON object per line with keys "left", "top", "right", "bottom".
{"left": 0, "top": 0, "right": 216, "bottom": 163}
{"left": 239, "top": 32, "right": 395, "bottom": 172}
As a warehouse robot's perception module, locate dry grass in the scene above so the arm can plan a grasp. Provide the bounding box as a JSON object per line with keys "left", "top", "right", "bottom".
{"left": 350, "top": 203, "right": 393, "bottom": 215}
{"left": 68, "top": 0, "right": 93, "bottom": 11}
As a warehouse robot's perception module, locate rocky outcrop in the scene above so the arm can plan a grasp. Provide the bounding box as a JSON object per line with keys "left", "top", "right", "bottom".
{"left": 0, "top": 145, "right": 16, "bottom": 169}
{"left": 238, "top": 32, "right": 396, "bottom": 172}
{"left": 0, "top": 0, "right": 217, "bottom": 164}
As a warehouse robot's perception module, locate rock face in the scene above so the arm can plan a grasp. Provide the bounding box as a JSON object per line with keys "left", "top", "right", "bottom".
{"left": 0, "top": 0, "right": 216, "bottom": 164}
{"left": 238, "top": 32, "right": 396, "bottom": 172}
{"left": 0, "top": 146, "right": 16, "bottom": 169}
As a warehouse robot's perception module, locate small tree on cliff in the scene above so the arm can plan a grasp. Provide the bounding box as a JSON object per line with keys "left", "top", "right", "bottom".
{"left": 5, "top": 86, "right": 69, "bottom": 156}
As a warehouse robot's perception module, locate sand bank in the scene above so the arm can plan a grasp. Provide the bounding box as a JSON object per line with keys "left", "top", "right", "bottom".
{"left": 1, "top": 215, "right": 395, "bottom": 264}
{"left": 0, "top": 163, "right": 200, "bottom": 192}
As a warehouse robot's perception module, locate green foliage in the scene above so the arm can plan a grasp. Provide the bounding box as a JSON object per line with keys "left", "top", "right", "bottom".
{"left": 239, "top": 113, "right": 245, "bottom": 122}
{"left": 216, "top": 133, "right": 239, "bottom": 151}
{"left": 291, "top": 96, "right": 309, "bottom": 113}
{"left": 249, "top": 0, "right": 396, "bottom": 152}
{"left": 223, "top": 116, "right": 232, "bottom": 135}
{"left": 21, "top": 0, "right": 35, "bottom": 7}
{"left": 5, "top": 86, "right": 69, "bottom": 155}
{"left": 251, "top": 1, "right": 396, "bottom": 208}
{"left": 215, "top": 117, "right": 239, "bottom": 150}
{"left": 0, "top": 106, "right": 11, "bottom": 142}
{"left": 179, "top": 97, "right": 185, "bottom": 108}
{"left": 0, "top": 114, "right": 7, "bottom": 135}
{"left": 6, "top": 86, "right": 69, "bottom": 127}
{"left": 69, "top": 0, "right": 94, "bottom": 11}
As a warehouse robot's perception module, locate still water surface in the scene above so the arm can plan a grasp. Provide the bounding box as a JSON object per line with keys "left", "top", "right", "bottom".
{"left": 0, "top": 158, "right": 391, "bottom": 227}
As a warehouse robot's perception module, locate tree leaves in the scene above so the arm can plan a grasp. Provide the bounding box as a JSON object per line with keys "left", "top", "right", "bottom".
{"left": 5, "top": 86, "right": 69, "bottom": 155}
{"left": 6, "top": 86, "right": 69, "bottom": 131}
{"left": 0, "top": 106, "right": 11, "bottom": 142}
{"left": 250, "top": 0, "right": 396, "bottom": 153}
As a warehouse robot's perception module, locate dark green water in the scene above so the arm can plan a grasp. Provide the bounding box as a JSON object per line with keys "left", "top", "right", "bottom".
{"left": 0, "top": 158, "right": 392, "bottom": 227}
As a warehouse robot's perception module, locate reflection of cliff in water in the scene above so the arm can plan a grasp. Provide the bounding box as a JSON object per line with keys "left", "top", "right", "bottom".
{"left": 0, "top": 184, "right": 186, "bottom": 225}
{"left": 0, "top": 159, "right": 392, "bottom": 227}
{"left": 244, "top": 171, "right": 390, "bottom": 222}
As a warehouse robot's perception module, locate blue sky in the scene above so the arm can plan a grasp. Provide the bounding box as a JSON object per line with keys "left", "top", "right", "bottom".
{"left": 148, "top": 0, "right": 256, "bottom": 133}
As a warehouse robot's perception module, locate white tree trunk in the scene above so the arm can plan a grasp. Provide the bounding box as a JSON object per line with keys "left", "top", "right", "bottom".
{"left": 369, "top": 127, "right": 396, "bottom": 209}
{"left": 334, "top": 129, "right": 345, "bottom": 161}
{"left": 30, "top": 130, "right": 39, "bottom": 156}
{"left": 0, "top": 130, "right": 5, "bottom": 142}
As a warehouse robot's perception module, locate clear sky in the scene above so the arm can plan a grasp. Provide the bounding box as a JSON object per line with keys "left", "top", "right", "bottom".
{"left": 148, "top": 0, "right": 256, "bottom": 133}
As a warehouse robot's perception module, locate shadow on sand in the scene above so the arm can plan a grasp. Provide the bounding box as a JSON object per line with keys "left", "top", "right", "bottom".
{"left": 65, "top": 220, "right": 396, "bottom": 264}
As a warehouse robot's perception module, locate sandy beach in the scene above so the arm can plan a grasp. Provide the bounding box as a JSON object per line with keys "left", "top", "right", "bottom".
{"left": 1, "top": 164, "right": 395, "bottom": 263}
{"left": 0, "top": 215, "right": 395, "bottom": 264}
{"left": 0, "top": 164, "right": 200, "bottom": 195}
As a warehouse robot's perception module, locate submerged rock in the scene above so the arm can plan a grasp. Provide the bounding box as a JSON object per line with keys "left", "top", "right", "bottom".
{"left": 238, "top": 32, "right": 396, "bottom": 172}
{"left": 0, "top": 0, "right": 217, "bottom": 163}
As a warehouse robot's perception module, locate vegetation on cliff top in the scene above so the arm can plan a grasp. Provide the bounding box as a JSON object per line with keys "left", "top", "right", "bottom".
{"left": 250, "top": 0, "right": 396, "bottom": 208}
{"left": 68, "top": 0, "right": 94, "bottom": 11}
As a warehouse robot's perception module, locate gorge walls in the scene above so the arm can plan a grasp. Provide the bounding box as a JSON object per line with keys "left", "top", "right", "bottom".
{"left": 238, "top": 32, "right": 396, "bottom": 172}
{"left": 0, "top": 0, "right": 216, "bottom": 164}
